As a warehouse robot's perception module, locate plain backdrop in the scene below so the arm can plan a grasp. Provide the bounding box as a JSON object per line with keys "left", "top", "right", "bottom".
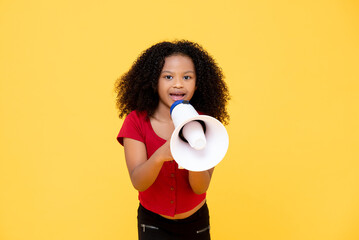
{"left": 1, "top": 0, "right": 358, "bottom": 239}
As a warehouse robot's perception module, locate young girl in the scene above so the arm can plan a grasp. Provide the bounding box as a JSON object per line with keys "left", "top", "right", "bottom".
{"left": 115, "top": 40, "right": 230, "bottom": 240}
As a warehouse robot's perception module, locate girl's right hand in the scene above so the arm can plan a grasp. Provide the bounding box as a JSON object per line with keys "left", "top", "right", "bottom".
{"left": 123, "top": 137, "right": 173, "bottom": 192}
{"left": 158, "top": 140, "right": 173, "bottom": 162}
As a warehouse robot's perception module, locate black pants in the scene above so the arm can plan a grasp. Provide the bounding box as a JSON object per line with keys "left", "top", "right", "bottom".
{"left": 137, "top": 203, "right": 211, "bottom": 240}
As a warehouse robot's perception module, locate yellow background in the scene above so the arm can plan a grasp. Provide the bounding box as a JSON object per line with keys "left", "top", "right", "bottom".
{"left": 1, "top": 0, "right": 358, "bottom": 239}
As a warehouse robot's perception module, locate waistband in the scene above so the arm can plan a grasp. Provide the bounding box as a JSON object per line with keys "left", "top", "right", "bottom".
{"left": 138, "top": 201, "right": 209, "bottom": 224}
{"left": 137, "top": 202, "right": 210, "bottom": 235}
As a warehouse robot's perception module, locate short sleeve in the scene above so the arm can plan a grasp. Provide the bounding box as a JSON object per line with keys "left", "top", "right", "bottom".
{"left": 117, "top": 111, "right": 145, "bottom": 146}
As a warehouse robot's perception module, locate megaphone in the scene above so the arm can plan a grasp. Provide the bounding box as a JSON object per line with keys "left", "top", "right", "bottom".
{"left": 170, "top": 100, "right": 229, "bottom": 172}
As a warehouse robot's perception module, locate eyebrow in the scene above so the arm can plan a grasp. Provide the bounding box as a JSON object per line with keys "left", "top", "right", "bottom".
{"left": 161, "top": 70, "right": 195, "bottom": 74}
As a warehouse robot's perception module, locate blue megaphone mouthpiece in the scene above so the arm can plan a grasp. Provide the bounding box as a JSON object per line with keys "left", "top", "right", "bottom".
{"left": 170, "top": 100, "right": 190, "bottom": 115}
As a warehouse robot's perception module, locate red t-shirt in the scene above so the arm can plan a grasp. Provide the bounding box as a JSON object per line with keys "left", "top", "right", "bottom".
{"left": 117, "top": 111, "right": 206, "bottom": 216}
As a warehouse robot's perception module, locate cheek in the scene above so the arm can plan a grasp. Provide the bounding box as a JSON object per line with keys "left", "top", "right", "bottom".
{"left": 157, "top": 79, "right": 167, "bottom": 90}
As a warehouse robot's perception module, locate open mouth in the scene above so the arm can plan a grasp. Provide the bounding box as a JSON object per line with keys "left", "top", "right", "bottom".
{"left": 170, "top": 93, "right": 185, "bottom": 101}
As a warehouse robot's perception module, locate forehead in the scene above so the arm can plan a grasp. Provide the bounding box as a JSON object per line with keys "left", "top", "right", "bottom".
{"left": 162, "top": 55, "right": 195, "bottom": 71}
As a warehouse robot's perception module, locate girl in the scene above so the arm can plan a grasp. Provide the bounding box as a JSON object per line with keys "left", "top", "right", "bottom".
{"left": 115, "top": 40, "right": 230, "bottom": 240}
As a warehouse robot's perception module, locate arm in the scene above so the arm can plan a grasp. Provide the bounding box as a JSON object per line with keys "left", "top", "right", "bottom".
{"left": 123, "top": 138, "right": 173, "bottom": 192}
{"left": 188, "top": 168, "right": 214, "bottom": 195}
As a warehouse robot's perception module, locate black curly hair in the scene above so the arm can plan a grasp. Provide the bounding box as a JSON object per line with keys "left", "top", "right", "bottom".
{"left": 114, "top": 40, "right": 230, "bottom": 125}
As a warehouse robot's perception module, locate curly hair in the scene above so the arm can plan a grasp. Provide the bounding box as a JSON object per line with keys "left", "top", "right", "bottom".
{"left": 114, "top": 40, "right": 230, "bottom": 125}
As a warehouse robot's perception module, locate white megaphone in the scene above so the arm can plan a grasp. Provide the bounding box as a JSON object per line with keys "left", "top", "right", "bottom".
{"left": 170, "top": 100, "right": 229, "bottom": 172}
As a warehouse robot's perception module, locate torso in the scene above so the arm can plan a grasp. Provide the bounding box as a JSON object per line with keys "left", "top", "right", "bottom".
{"left": 150, "top": 110, "right": 206, "bottom": 219}
{"left": 150, "top": 114, "right": 206, "bottom": 220}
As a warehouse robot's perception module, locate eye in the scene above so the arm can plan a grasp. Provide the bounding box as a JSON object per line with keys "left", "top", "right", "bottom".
{"left": 164, "top": 75, "right": 173, "bottom": 80}
{"left": 183, "top": 76, "right": 191, "bottom": 80}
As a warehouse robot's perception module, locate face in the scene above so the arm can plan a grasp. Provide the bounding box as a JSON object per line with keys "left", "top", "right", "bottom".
{"left": 157, "top": 54, "right": 196, "bottom": 110}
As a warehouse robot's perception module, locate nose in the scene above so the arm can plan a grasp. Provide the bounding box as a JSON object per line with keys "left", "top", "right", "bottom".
{"left": 173, "top": 77, "right": 184, "bottom": 88}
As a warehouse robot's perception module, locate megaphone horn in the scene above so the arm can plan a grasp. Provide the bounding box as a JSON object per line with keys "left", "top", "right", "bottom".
{"left": 170, "top": 100, "right": 229, "bottom": 172}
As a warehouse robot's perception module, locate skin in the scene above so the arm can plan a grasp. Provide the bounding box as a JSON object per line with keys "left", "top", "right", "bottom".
{"left": 123, "top": 54, "right": 214, "bottom": 219}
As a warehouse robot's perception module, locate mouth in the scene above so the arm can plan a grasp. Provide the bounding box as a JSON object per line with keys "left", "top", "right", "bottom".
{"left": 170, "top": 93, "right": 185, "bottom": 101}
